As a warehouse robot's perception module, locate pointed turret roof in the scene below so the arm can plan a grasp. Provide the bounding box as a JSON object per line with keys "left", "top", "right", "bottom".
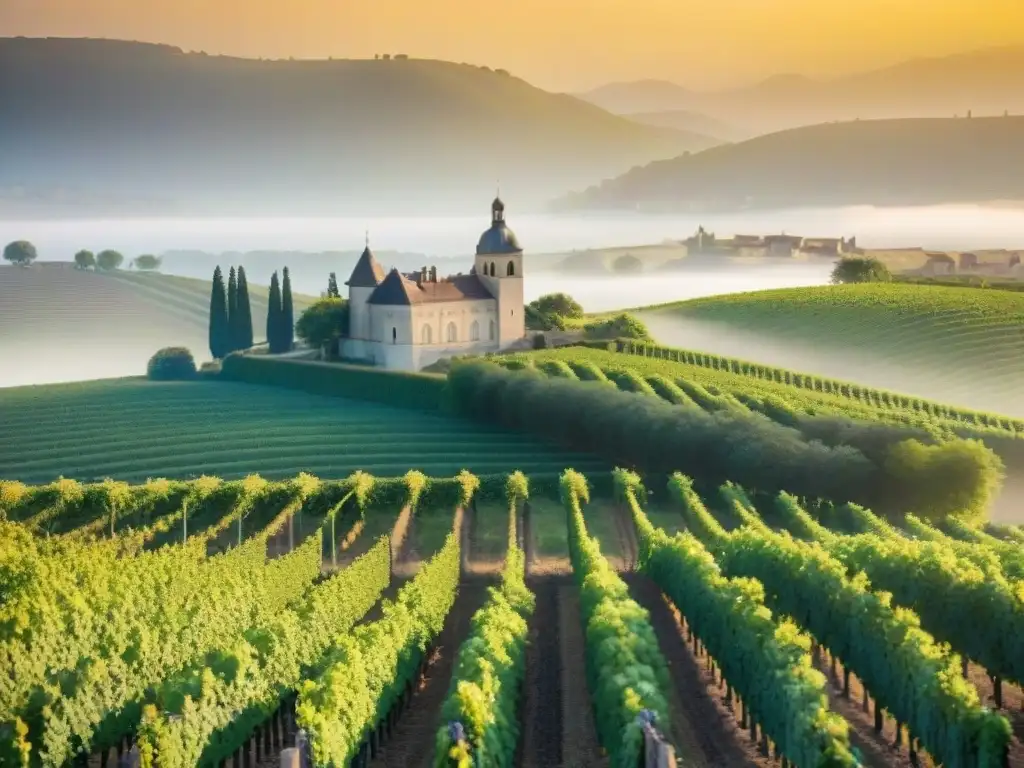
{"left": 346, "top": 245, "right": 386, "bottom": 288}
{"left": 366, "top": 268, "right": 413, "bottom": 305}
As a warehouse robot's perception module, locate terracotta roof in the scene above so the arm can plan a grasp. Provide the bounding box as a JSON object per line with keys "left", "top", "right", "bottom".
{"left": 367, "top": 269, "right": 494, "bottom": 306}
{"left": 346, "top": 246, "right": 386, "bottom": 287}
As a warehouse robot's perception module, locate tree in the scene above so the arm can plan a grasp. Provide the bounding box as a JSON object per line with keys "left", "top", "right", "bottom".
{"left": 296, "top": 298, "right": 350, "bottom": 356}
{"left": 147, "top": 347, "right": 197, "bottom": 380}
{"left": 3, "top": 240, "right": 37, "bottom": 266}
{"left": 281, "top": 267, "right": 295, "bottom": 351}
{"left": 267, "top": 271, "right": 284, "bottom": 353}
{"left": 583, "top": 313, "right": 650, "bottom": 340}
{"left": 831, "top": 257, "right": 892, "bottom": 284}
{"left": 96, "top": 250, "right": 124, "bottom": 271}
{"left": 235, "top": 267, "right": 254, "bottom": 351}
{"left": 529, "top": 293, "right": 583, "bottom": 319}
{"left": 208, "top": 267, "right": 230, "bottom": 359}
{"left": 326, "top": 272, "right": 341, "bottom": 298}
{"left": 227, "top": 267, "right": 239, "bottom": 352}
{"left": 74, "top": 250, "right": 96, "bottom": 270}
{"left": 612, "top": 254, "right": 644, "bottom": 274}
{"left": 133, "top": 254, "right": 162, "bottom": 271}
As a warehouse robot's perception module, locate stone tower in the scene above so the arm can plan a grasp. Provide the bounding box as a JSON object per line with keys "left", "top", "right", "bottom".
{"left": 473, "top": 196, "right": 525, "bottom": 345}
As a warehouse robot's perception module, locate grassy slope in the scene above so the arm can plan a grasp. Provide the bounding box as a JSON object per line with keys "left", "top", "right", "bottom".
{"left": 556, "top": 116, "right": 1024, "bottom": 210}
{"left": 0, "top": 264, "right": 315, "bottom": 387}
{"left": 637, "top": 283, "right": 1024, "bottom": 417}
{"left": 0, "top": 37, "right": 699, "bottom": 215}
{"left": 0, "top": 378, "right": 608, "bottom": 483}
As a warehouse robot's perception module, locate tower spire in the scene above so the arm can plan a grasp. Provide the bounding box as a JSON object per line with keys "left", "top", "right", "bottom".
{"left": 365, "top": 228, "right": 369, "bottom": 249}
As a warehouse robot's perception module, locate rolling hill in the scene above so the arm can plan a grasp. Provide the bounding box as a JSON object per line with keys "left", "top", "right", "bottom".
{"left": 635, "top": 283, "right": 1024, "bottom": 418}
{"left": 0, "top": 264, "right": 315, "bottom": 388}
{"left": 622, "top": 110, "right": 737, "bottom": 143}
{"left": 554, "top": 116, "right": 1024, "bottom": 211}
{"left": 578, "top": 45, "right": 1024, "bottom": 136}
{"left": 0, "top": 37, "right": 702, "bottom": 217}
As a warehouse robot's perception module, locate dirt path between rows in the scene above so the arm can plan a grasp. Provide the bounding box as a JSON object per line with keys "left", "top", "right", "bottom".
{"left": 518, "top": 577, "right": 565, "bottom": 768}
{"left": 369, "top": 579, "right": 491, "bottom": 768}
{"left": 625, "top": 574, "right": 771, "bottom": 768}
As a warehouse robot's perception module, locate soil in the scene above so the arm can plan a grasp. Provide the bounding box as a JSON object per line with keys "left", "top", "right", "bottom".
{"left": 611, "top": 501, "right": 639, "bottom": 572}
{"left": 368, "top": 579, "right": 491, "bottom": 768}
{"left": 390, "top": 504, "right": 417, "bottom": 577}
{"left": 518, "top": 577, "right": 566, "bottom": 768}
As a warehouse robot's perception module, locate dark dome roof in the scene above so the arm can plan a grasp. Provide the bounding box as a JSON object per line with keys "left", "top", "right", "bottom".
{"left": 477, "top": 223, "right": 521, "bottom": 255}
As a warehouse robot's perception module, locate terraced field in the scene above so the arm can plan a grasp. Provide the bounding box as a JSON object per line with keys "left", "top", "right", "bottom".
{"left": 0, "top": 378, "right": 607, "bottom": 482}
{"left": 638, "top": 283, "right": 1024, "bottom": 417}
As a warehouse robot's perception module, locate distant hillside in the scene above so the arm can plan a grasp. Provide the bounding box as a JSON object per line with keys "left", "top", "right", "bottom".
{"left": 554, "top": 116, "right": 1024, "bottom": 211}
{"left": 578, "top": 46, "right": 1024, "bottom": 135}
{"left": 0, "top": 264, "right": 314, "bottom": 388}
{"left": 0, "top": 37, "right": 701, "bottom": 217}
{"left": 622, "top": 110, "right": 736, "bottom": 143}
{"left": 637, "top": 283, "right": 1024, "bottom": 418}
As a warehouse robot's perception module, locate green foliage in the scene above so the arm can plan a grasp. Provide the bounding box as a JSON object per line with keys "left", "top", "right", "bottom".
{"left": 612, "top": 254, "right": 643, "bottom": 274}
{"left": 208, "top": 266, "right": 230, "bottom": 360}
{"left": 296, "top": 534, "right": 461, "bottom": 767}
{"left": 326, "top": 272, "right": 340, "bottom": 299}
{"left": 789, "top": 505, "right": 1024, "bottom": 698}
{"left": 266, "top": 271, "right": 285, "bottom": 353}
{"left": 583, "top": 313, "right": 649, "bottom": 340}
{"left": 95, "top": 249, "right": 124, "bottom": 271}
{"left": 132, "top": 254, "right": 162, "bottom": 271}
{"left": 147, "top": 347, "right": 197, "bottom": 381}
{"left": 433, "top": 504, "right": 535, "bottom": 766}
{"left": 562, "top": 471, "right": 674, "bottom": 766}
{"left": 529, "top": 293, "right": 584, "bottom": 319}
{"left": 447, "top": 360, "right": 881, "bottom": 505}
{"left": 677, "top": 485, "right": 1012, "bottom": 767}
{"left": 137, "top": 536, "right": 391, "bottom": 767}
{"left": 296, "top": 298, "right": 350, "bottom": 351}
{"left": 73, "top": 250, "right": 95, "bottom": 270}
{"left": 883, "top": 438, "right": 1004, "bottom": 522}
{"left": 282, "top": 267, "right": 295, "bottom": 351}
{"left": 220, "top": 354, "right": 447, "bottom": 411}
{"left": 227, "top": 265, "right": 254, "bottom": 352}
{"left": 831, "top": 256, "right": 892, "bottom": 284}
{"left": 504, "top": 471, "right": 529, "bottom": 506}
{"left": 626, "top": 480, "right": 858, "bottom": 768}
{"left": 2, "top": 241, "right": 36, "bottom": 266}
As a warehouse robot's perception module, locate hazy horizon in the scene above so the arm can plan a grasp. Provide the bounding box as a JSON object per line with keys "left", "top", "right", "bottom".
{"left": 4, "top": 1, "right": 1024, "bottom": 92}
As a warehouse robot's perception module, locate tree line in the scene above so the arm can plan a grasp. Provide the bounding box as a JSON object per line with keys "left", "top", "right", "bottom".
{"left": 2, "top": 240, "right": 160, "bottom": 271}
{"left": 208, "top": 266, "right": 295, "bottom": 358}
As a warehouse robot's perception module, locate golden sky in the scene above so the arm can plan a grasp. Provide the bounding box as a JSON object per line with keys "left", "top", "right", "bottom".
{"left": 3, "top": 0, "right": 1024, "bottom": 91}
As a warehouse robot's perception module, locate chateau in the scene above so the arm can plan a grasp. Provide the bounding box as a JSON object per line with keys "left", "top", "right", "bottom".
{"left": 339, "top": 196, "right": 526, "bottom": 370}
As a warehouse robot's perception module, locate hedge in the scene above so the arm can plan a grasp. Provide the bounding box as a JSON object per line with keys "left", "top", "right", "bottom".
{"left": 220, "top": 355, "right": 445, "bottom": 411}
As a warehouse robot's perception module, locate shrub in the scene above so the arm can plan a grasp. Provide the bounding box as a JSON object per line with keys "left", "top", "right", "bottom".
{"left": 583, "top": 313, "right": 649, "bottom": 340}
{"left": 96, "top": 249, "right": 125, "bottom": 271}
{"left": 831, "top": 256, "right": 891, "bottom": 284}
{"left": 3, "top": 240, "right": 37, "bottom": 266}
{"left": 147, "top": 347, "right": 197, "bottom": 381}
{"left": 529, "top": 293, "right": 583, "bottom": 319}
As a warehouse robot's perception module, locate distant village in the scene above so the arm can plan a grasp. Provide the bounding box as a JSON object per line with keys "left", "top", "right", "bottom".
{"left": 683, "top": 226, "right": 1024, "bottom": 277}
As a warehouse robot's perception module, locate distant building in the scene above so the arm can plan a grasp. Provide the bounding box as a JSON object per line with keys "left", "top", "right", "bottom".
{"left": 922, "top": 252, "right": 957, "bottom": 275}
{"left": 340, "top": 196, "right": 525, "bottom": 371}
{"left": 683, "top": 226, "right": 857, "bottom": 258}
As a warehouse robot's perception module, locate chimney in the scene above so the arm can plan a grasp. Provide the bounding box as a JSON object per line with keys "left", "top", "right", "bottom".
{"left": 429, "top": 266, "right": 437, "bottom": 283}
{"left": 419, "top": 267, "right": 427, "bottom": 285}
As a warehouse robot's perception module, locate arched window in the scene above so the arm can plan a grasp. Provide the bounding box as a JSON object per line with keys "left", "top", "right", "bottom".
{"left": 391, "top": 327, "right": 397, "bottom": 344}
{"left": 489, "top": 262, "right": 496, "bottom": 277}
{"left": 506, "top": 260, "right": 515, "bottom": 277}
{"left": 446, "top": 322, "right": 457, "bottom": 343}
{"left": 488, "top": 319, "right": 496, "bottom": 341}
{"left": 470, "top": 320, "right": 480, "bottom": 341}
{"left": 422, "top": 324, "right": 432, "bottom": 344}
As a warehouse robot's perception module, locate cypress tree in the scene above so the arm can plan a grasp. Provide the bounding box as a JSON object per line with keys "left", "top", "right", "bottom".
{"left": 327, "top": 272, "right": 340, "bottom": 298}
{"left": 208, "top": 267, "right": 230, "bottom": 359}
{"left": 236, "top": 266, "right": 254, "bottom": 350}
{"left": 227, "top": 266, "right": 239, "bottom": 352}
{"left": 282, "top": 267, "right": 295, "bottom": 351}
{"left": 267, "top": 271, "right": 283, "bottom": 353}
